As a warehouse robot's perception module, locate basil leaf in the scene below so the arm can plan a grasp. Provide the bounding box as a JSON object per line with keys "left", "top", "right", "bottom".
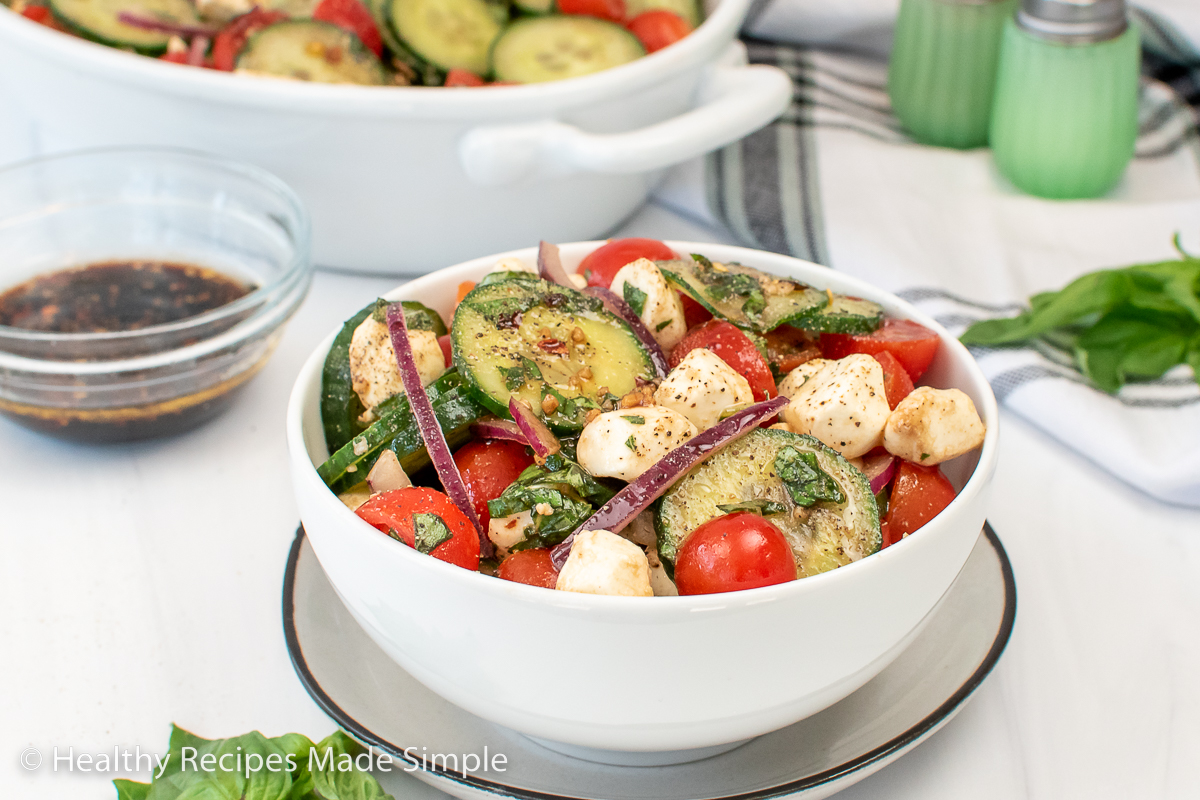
{"left": 622, "top": 415, "right": 645, "bottom": 424}
{"left": 308, "top": 732, "right": 395, "bottom": 800}
{"left": 960, "top": 271, "right": 1132, "bottom": 345}
{"left": 486, "top": 456, "right": 614, "bottom": 549}
{"left": 622, "top": 282, "right": 648, "bottom": 317}
{"left": 114, "top": 779, "right": 151, "bottom": 800}
{"left": 716, "top": 500, "right": 789, "bottom": 516}
{"left": 655, "top": 319, "right": 672, "bottom": 332}
{"left": 625, "top": 435, "right": 637, "bottom": 450}
{"left": 774, "top": 446, "right": 845, "bottom": 507}
{"left": 412, "top": 512, "right": 453, "bottom": 554}
{"left": 499, "top": 357, "right": 541, "bottom": 391}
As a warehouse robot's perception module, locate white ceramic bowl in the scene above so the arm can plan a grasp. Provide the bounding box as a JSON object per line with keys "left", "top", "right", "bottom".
{"left": 0, "top": 4, "right": 790, "bottom": 275}
{"left": 286, "top": 242, "right": 1000, "bottom": 763}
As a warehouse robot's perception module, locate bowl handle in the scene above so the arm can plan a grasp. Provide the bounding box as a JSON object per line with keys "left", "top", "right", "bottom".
{"left": 457, "top": 43, "right": 792, "bottom": 187}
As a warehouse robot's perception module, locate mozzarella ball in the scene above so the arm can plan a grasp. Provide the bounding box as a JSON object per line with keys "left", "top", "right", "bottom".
{"left": 609, "top": 258, "right": 688, "bottom": 351}
{"left": 555, "top": 530, "right": 653, "bottom": 597}
{"left": 577, "top": 407, "right": 697, "bottom": 482}
{"left": 488, "top": 511, "right": 534, "bottom": 556}
{"left": 883, "top": 387, "right": 986, "bottom": 465}
{"left": 349, "top": 317, "right": 446, "bottom": 423}
{"left": 777, "top": 358, "right": 833, "bottom": 400}
{"left": 781, "top": 354, "right": 890, "bottom": 458}
{"left": 654, "top": 348, "right": 754, "bottom": 430}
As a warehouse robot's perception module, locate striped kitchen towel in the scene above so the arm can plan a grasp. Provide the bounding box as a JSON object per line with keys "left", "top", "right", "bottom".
{"left": 651, "top": 3, "right": 1200, "bottom": 506}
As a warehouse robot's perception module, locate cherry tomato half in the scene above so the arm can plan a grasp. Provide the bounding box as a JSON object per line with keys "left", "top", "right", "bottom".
{"left": 669, "top": 320, "right": 777, "bottom": 401}
{"left": 627, "top": 10, "right": 690, "bottom": 53}
{"left": 453, "top": 439, "right": 535, "bottom": 531}
{"left": 821, "top": 319, "right": 940, "bottom": 382}
{"left": 356, "top": 487, "right": 480, "bottom": 570}
{"left": 444, "top": 68, "right": 486, "bottom": 87}
{"left": 437, "top": 333, "right": 453, "bottom": 368}
{"left": 674, "top": 512, "right": 796, "bottom": 595}
{"left": 764, "top": 324, "right": 822, "bottom": 377}
{"left": 576, "top": 238, "right": 676, "bottom": 288}
{"left": 883, "top": 461, "right": 957, "bottom": 545}
{"left": 212, "top": 8, "right": 288, "bottom": 71}
{"left": 872, "top": 350, "right": 914, "bottom": 409}
{"left": 497, "top": 548, "right": 558, "bottom": 589}
{"left": 558, "top": 0, "right": 625, "bottom": 22}
{"left": 313, "top": 0, "right": 383, "bottom": 56}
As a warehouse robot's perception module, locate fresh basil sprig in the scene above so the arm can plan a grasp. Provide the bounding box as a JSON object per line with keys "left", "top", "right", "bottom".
{"left": 960, "top": 238, "right": 1200, "bottom": 393}
{"left": 113, "top": 725, "right": 393, "bottom": 800}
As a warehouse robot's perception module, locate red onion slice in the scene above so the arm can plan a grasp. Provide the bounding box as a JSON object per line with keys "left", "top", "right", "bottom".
{"left": 186, "top": 35, "right": 209, "bottom": 66}
{"left": 471, "top": 417, "right": 529, "bottom": 444}
{"left": 550, "top": 396, "right": 788, "bottom": 569}
{"left": 508, "top": 397, "right": 561, "bottom": 460}
{"left": 861, "top": 452, "right": 896, "bottom": 495}
{"left": 385, "top": 303, "right": 492, "bottom": 559}
{"left": 583, "top": 287, "right": 668, "bottom": 378}
{"left": 117, "top": 11, "right": 218, "bottom": 36}
{"left": 537, "top": 240, "right": 575, "bottom": 287}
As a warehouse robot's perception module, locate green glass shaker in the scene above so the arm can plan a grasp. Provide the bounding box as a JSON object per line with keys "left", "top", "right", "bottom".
{"left": 990, "top": 0, "right": 1139, "bottom": 199}
{"left": 889, "top": 0, "right": 1018, "bottom": 149}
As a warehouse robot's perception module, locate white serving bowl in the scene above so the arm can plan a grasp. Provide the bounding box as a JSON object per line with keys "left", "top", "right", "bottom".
{"left": 0, "top": 3, "right": 790, "bottom": 275}
{"left": 286, "top": 242, "right": 1000, "bottom": 763}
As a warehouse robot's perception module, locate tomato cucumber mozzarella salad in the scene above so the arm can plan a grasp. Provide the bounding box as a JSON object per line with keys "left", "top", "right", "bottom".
{"left": 318, "top": 239, "right": 987, "bottom": 597}
{"left": 5, "top": 0, "right": 698, "bottom": 85}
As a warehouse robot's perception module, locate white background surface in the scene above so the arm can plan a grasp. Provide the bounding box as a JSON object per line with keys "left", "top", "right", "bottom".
{"left": 0, "top": 98, "right": 1198, "bottom": 796}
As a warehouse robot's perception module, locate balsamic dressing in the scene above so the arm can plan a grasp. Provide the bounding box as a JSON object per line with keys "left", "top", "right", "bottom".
{"left": 0, "top": 260, "right": 259, "bottom": 443}
{"left": 0, "top": 260, "right": 253, "bottom": 333}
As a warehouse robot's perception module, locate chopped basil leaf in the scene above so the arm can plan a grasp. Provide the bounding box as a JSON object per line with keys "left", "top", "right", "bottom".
{"left": 622, "top": 415, "right": 645, "bottom": 424}
{"left": 487, "top": 456, "right": 615, "bottom": 550}
{"left": 625, "top": 435, "right": 637, "bottom": 450}
{"left": 717, "top": 499, "right": 790, "bottom": 516}
{"left": 500, "top": 357, "right": 542, "bottom": 390}
{"left": 775, "top": 446, "right": 846, "bottom": 506}
{"left": 412, "top": 512, "right": 453, "bottom": 554}
{"left": 655, "top": 319, "right": 672, "bottom": 332}
{"left": 623, "top": 282, "right": 648, "bottom": 317}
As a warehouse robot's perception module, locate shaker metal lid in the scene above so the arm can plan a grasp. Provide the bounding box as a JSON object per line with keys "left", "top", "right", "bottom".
{"left": 1016, "top": 0, "right": 1128, "bottom": 43}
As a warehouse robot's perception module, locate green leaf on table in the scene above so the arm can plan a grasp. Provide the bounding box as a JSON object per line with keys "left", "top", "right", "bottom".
{"left": 308, "top": 732, "right": 395, "bottom": 800}
{"left": 1074, "top": 307, "right": 1192, "bottom": 392}
{"left": 114, "top": 779, "right": 152, "bottom": 800}
{"left": 960, "top": 270, "right": 1132, "bottom": 345}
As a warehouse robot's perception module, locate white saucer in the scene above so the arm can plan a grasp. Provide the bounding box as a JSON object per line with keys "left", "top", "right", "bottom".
{"left": 283, "top": 524, "right": 1015, "bottom": 800}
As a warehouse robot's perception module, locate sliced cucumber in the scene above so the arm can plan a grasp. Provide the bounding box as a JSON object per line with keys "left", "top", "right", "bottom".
{"left": 388, "top": 0, "right": 504, "bottom": 75}
{"left": 490, "top": 16, "right": 644, "bottom": 84}
{"left": 660, "top": 256, "right": 884, "bottom": 335}
{"left": 512, "top": 0, "right": 553, "bottom": 14}
{"left": 321, "top": 299, "right": 448, "bottom": 454}
{"left": 49, "top": 0, "right": 201, "bottom": 52}
{"left": 321, "top": 301, "right": 376, "bottom": 455}
{"left": 450, "top": 277, "right": 656, "bottom": 432}
{"left": 262, "top": 0, "right": 322, "bottom": 17}
{"left": 656, "top": 429, "right": 881, "bottom": 579}
{"left": 625, "top": 0, "right": 702, "bottom": 28}
{"left": 794, "top": 295, "right": 884, "bottom": 335}
{"left": 237, "top": 20, "right": 387, "bottom": 85}
{"left": 317, "top": 370, "right": 486, "bottom": 493}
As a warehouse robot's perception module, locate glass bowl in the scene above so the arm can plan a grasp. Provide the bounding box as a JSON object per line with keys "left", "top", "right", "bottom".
{"left": 0, "top": 147, "right": 312, "bottom": 442}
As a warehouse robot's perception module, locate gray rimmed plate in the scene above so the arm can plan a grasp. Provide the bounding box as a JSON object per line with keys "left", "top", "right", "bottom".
{"left": 283, "top": 523, "right": 1015, "bottom": 800}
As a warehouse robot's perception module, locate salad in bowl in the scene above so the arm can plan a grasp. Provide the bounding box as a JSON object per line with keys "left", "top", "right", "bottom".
{"left": 287, "top": 239, "right": 997, "bottom": 757}
{"left": 314, "top": 238, "right": 987, "bottom": 599}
